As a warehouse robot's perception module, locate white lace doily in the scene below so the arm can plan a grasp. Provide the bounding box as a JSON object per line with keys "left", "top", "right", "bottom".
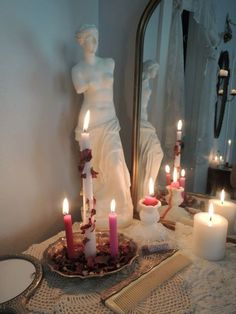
{"left": 23, "top": 222, "right": 236, "bottom": 313}
{"left": 24, "top": 223, "right": 192, "bottom": 314}
{"left": 175, "top": 222, "right": 236, "bottom": 314}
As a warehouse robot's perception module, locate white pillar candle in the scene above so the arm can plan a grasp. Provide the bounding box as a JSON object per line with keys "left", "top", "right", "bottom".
{"left": 193, "top": 203, "right": 228, "bottom": 261}
{"left": 211, "top": 190, "right": 236, "bottom": 234}
{"left": 225, "top": 139, "right": 231, "bottom": 164}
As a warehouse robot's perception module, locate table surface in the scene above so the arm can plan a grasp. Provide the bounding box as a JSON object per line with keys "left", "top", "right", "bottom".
{"left": 20, "top": 222, "right": 236, "bottom": 314}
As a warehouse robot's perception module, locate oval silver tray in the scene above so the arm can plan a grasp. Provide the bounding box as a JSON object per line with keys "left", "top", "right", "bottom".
{"left": 43, "top": 232, "right": 138, "bottom": 279}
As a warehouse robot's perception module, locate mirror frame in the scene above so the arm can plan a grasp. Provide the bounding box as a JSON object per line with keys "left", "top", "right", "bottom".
{"left": 131, "top": 0, "right": 162, "bottom": 211}
{"left": 0, "top": 254, "right": 43, "bottom": 313}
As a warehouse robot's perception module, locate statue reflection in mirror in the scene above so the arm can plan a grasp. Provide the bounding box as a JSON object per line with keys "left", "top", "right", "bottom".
{"left": 137, "top": 60, "right": 164, "bottom": 205}
{"left": 71, "top": 24, "right": 133, "bottom": 228}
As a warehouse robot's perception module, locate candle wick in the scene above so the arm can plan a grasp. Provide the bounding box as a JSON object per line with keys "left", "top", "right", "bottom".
{"left": 209, "top": 216, "right": 212, "bottom": 222}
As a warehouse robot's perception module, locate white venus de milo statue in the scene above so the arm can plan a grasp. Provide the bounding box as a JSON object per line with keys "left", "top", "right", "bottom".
{"left": 72, "top": 24, "right": 133, "bottom": 228}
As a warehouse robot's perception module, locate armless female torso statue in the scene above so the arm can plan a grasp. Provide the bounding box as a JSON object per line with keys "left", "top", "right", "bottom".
{"left": 72, "top": 25, "right": 133, "bottom": 228}
{"left": 138, "top": 60, "right": 163, "bottom": 204}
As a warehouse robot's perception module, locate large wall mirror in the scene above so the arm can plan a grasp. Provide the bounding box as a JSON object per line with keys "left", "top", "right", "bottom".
{"left": 132, "top": 0, "right": 236, "bottom": 211}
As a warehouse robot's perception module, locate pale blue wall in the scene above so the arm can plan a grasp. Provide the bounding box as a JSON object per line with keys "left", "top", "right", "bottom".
{"left": 0, "top": 0, "right": 98, "bottom": 254}
{"left": 99, "top": 0, "right": 149, "bottom": 168}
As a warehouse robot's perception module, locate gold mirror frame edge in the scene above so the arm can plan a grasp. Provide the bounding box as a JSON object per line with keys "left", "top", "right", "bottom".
{"left": 131, "top": 0, "right": 162, "bottom": 214}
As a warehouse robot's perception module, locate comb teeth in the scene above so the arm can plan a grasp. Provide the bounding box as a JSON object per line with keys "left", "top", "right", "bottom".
{"left": 105, "top": 253, "right": 191, "bottom": 314}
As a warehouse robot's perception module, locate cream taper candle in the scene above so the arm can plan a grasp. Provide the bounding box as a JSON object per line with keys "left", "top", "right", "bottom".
{"left": 225, "top": 139, "right": 232, "bottom": 164}
{"left": 174, "top": 120, "right": 182, "bottom": 173}
{"left": 80, "top": 110, "right": 93, "bottom": 216}
{"left": 80, "top": 110, "right": 96, "bottom": 258}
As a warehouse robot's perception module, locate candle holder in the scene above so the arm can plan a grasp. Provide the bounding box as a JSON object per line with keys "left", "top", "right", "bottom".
{"left": 43, "top": 232, "right": 138, "bottom": 278}
{"left": 165, "top": 186, "right": 184, "bottom": 207}
{"left": 134, "top": 199, "right": 168, "bottom": 242}
{"left": 159, "top": 186, "right": 193, "bottom": 226}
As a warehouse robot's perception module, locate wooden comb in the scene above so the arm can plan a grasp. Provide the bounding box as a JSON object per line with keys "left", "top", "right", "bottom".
{"left": 102, "top": 252, "right": 191, "bottom": 314}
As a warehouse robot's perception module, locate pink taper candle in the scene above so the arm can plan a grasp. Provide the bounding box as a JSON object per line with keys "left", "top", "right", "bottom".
{"left": 63, "top": 198, "right": 75, "bottom": 259}
{"left": 109, "top": 199, "right": 118, "bottom": 257}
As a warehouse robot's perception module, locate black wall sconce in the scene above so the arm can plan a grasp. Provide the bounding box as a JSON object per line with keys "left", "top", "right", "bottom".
{"left": 214, "top": 50, "right": 235, "bottom": 139}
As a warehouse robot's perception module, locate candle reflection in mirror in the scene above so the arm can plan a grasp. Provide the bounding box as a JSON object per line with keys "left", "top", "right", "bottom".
{"left": 225, "top": 139, "right": 231, "bottom": 165}
{"left": 165, "top": 165, "right": 171, "bottom": 186}
{"left": 171, "top": 168, "right": 180, "bottom": 188}
{"left": 179, "top": 169, "right": 186, "bottom": 189}
{"left": 177, "top": 120, "right": 183, "bottom": 141}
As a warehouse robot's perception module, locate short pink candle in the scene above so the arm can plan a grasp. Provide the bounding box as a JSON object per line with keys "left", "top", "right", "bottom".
{"left": 109, "top": 199, "right": 118, "bottom": 257}
{"left": 143, "top": 196, "right": 158, "bottom": 206}
{"left": 63, "top": 198, "right": 75, "bottom": 259}
{"left": 143, "top": 177, "right": 159, "bottom": 206}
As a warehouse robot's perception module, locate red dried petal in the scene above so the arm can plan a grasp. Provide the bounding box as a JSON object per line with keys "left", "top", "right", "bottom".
{"left": 82, "top": 237, "right": 90, "bottom": 245}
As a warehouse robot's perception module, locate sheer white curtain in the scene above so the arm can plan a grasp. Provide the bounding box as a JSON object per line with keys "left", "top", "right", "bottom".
{"left": 161, "top": 0, "right": 218, "bottom": 193}
{"left": 161, "top": 0, "right": 185, "bottom": 166}
{"left": 183, "top": 0, "right": 219, "bottom": 193}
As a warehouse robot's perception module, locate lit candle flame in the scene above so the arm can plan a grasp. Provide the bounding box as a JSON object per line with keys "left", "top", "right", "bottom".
{"left": 228, "top": 139, "right": 231, "bottom": 146}
{"left": 83, "top": 110, "right": 90, "bottom": 132}
{"left": 220, "top": 189, "right": 225, "bottom": 205}
{"left": 165, "top": 165, "right": 170, "bottom": 174}
{"left": 63, "top": 198, "right": 69, "bottom": 215}
{"left": 177, "top": 120, "right": 183, "bottom": 131}
{"left": 181, "top": 169, "right": 185, "bottom": 177}
{"left": 110, "top": 199, "right": 116, "bottom": 213}
{"left": 219, "top": 156, "right": 223, "bottom": 161}
{"left": 149, "top": 177, "right": 154, "bottom": 196}
{"left": 173, "top": 167, "right": 178, "bottom": 182}
{"left": 214, "top": 155, "right": 218, "bottom": 162}
{"left": 208, "top": 203, "right": 214, "bottom": 223}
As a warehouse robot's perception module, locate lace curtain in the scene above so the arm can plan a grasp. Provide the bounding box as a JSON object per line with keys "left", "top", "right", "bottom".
{"left": 184, "top": 0, "right": 219, "bottom": 192}
{"left": 161, "top": 0, "right": 218, "bottom": 192}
